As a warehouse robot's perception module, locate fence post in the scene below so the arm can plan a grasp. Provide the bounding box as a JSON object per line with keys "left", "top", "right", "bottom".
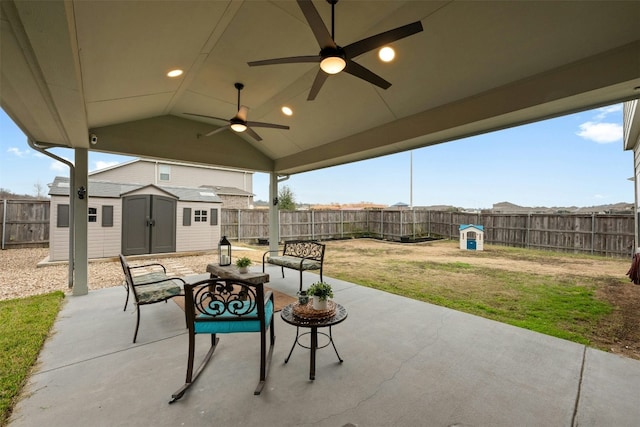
{"left": 312, "top": 210, "right": 315, "bottom": 240}
{"left": 400, "top": 210, "right": 403, "bottom": 239}
{"left": 412, "top": 209, "right": 416, "bottom": 239}
{"left": 1, "top": 199, "right": 6, "bottom": 250}
{"left": 237, "top": 209, "right": 241, "bottom": 241}
{"left": 527, "top": 213, "right": 531, "bottom": 249}
{"left": 591, "top": 213, "right": 595, "bottom": 255}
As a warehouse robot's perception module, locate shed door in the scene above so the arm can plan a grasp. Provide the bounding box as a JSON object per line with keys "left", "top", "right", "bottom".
{"left": 122, "top": 195, "right": 176, "bottom": 255}
{"left": 467, "top": 239, "right": 477, "bottom": 250}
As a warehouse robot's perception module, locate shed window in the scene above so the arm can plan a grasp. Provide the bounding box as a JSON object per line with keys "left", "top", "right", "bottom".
{"left": 210, "top": 209, "right": 218, "bottom": 226}
{"left": 194, "top": 210, "right": 207, "bottom": 222}
{"left": 183, "top": 208, "right": 191, "bottom": 226}
{"left": 88, "top": 207, "right": 97, "bottom": 222}
{"left": 102, "top": 205, "right": 113, "bottom": 227}
{"left": 57, "top": 204, "right": 69, "bottom": 228}
{"left": 159, "top": 165, "right": 171, "bottom": 181}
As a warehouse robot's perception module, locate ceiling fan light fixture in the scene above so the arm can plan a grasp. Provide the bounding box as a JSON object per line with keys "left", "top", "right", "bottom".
{"left": 379, "top": 46, "right": 395, "bottom": 62}
{"left": 281, "top": 106, "right": 293, "bottom": 116}
{"left": 230, "top": 123, "right": 247, "bottom": 132}
{"left": 320, "top": 56, "right": 346, "bottom": 74}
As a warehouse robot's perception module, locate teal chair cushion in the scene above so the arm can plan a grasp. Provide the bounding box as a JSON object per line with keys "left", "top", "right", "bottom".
{"left": 195, "top": 299, "right": 273, "bottom": 334}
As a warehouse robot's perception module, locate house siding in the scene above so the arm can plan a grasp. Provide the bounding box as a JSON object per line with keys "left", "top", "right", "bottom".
{"left": 50, "top": 196, "right": 122, "bottom": 261}
{"left": 176, "top": 202, "right": 221, "bottom": 252}
{"left": 91, "top": 159, "right": 253, "bottom": 193}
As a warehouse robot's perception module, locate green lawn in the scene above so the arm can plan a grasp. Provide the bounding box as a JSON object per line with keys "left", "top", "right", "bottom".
{"left": 0, "top": 292, "right": 64, "bottom": 426}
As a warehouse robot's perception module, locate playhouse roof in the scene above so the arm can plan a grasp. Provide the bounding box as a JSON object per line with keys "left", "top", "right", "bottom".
{"left": 459, "top": 224, "right": 484, "bottom": 232}
{"left": 48, "top": 176, "right": 222, "bottom": 203}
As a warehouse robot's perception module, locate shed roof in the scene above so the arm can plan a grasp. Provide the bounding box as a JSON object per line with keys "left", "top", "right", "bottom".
{"left": 48, "top": 176, "right": 222, "bottom": 203}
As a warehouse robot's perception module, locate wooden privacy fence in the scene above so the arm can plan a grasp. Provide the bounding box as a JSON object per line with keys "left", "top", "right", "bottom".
{"left": 0, "top": 200, "right": 49, "bottom": 249}
{"left": 222, "top": 209, "right": 636, "bottom": 258}
{"left": 1, "top": 202, "right": 634, "bottom": 257}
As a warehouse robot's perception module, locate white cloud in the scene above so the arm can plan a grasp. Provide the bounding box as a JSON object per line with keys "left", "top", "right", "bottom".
{"left": 92, "top": 160, "right": 119, "bottom": 172}
{"left": 594, "top": 104, "right": 622, "bottom": 120}
{"left": 576, "top": 121, "right": 622, "bottom": 144}
{"left": 7, "top": 147, "right": 29, "bottom": 157}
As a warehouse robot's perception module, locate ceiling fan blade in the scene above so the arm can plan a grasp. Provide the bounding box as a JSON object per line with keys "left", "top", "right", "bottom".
{"left": 344, "top": 60, "right": 391, "bottom": 89}
{"left": 236, "top": 106, "right": 249, "bottom": 122}
{"left": 203, "top": 126, "right": 230, "bottom": 137}
{"left": 297, "top": 0, "right": 335, "bottom": 48}
{"left": 245, "top": 127, "right": 263, "bottom": 141}
{"left": 307, "top": 69, "right": 329, "bottom": 101}
{"left": 248, "top": 55, "right": 320, "bottom": 67}
{"left": 343, "top": 21, "right": 424, "bottom": 58}
{"left": 246, "top": 121, "right": 290, "bottom": 130}
{"left": 184, "top": 112, "right": 228, "bottom": 122}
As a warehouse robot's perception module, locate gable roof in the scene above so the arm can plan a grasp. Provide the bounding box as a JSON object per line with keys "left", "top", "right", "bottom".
{"left": 48, "top": 176, "right": 222, "bottom": 203}
{"left": 3, "top": 2, "right": 637, "bottom": 177}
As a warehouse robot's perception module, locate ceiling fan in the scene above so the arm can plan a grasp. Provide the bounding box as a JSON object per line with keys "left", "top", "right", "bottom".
{"left": 248, "top": 0, "right": 423, "bottom": 100}
{"left": 184, "top": 82, "right": 289, "bottom": 141}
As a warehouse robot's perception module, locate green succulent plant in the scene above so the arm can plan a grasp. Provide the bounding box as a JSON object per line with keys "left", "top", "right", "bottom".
{"left": 306, "top": 282, "right": 333, "bottom": 301}
{"left": 235, "top": 257, "right": 252, "bottom": 268}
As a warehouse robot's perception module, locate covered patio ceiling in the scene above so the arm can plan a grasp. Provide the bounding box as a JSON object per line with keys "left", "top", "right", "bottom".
{"left": 1, "top": 0, "right": 639, "bottom": 176}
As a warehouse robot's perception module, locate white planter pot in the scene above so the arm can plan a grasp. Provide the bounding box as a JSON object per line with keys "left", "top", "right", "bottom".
{"left": 312, "top": 296, "right": 328, "bottom": 310}
{"left": 238, "top": 266, "right": 248, "bottom": 274}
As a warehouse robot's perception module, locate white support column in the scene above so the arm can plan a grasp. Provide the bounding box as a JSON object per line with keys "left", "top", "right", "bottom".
{"left": 73, "top": 148, "right": 89, "bottom": 296}
{"left": 268, "top": 172, "right": 279, "bottom": 252}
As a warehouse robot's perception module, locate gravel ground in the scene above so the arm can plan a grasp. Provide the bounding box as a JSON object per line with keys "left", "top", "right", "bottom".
{"left": 0, "top": 248, "right": 223, "bottom": 301}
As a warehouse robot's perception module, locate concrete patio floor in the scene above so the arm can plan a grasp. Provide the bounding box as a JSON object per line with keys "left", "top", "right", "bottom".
{"left": 8, "top": 266, "right": 640, "bottom": 426}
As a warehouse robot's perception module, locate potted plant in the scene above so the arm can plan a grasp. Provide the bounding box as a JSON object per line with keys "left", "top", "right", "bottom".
{"left": 306, "top": 281, "right": 333, "bottom": 310}
{"left": 235, "top": 256, "right": 252, "bottom": 273}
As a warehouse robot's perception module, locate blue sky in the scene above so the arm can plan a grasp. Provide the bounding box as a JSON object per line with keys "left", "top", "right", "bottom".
{"left": 0, "top": 104, "right": 632, "bottom": 209}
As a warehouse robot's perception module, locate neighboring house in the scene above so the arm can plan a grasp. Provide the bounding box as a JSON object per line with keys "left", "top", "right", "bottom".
{"left": 90, "top": 158, "right": 255, "bottom": 208}
{"left": 199, "top": 185, "right": 253, "bottom": 209}
{"left": 48, "top": 177, "right": 223, "bottom": 261}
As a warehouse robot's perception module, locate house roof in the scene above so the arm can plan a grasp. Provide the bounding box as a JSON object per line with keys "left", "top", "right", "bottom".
{"left": 89, "top": 158, "right": 254, "bottom": 176}
{"left": 48, "top": 177, "right": 222, "bottom": 203}
{"left": 199, "top": 185, "right": 253, "bottom": 197}
{"left": 2, "top": 1, "right": 638, "bottom": 177}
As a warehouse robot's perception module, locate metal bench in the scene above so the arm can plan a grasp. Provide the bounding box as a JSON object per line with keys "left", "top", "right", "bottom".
{"left": 262, "top": 240, "right": 325, "bottom": 291}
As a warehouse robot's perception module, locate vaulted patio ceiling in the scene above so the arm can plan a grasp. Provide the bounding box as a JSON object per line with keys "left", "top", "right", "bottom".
{"left": 2, "top": 1, "right": 639, "bottom": 176}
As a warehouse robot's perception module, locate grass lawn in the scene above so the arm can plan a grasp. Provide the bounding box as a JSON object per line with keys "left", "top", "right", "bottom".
{"left": 0, "top": 292, "right": 64, "bottom": 426}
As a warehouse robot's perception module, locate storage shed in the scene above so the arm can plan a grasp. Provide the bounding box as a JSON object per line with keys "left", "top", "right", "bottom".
{"left": 48, "top": 176, "right": 223, "bottom": 261}
{"left": 459, "top": 224, "right": 484, "bottom": 251}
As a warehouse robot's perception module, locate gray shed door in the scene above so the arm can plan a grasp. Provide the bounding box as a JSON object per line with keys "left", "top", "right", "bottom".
{"left": 122, "top": 195, "right": 176, "bottom": 255}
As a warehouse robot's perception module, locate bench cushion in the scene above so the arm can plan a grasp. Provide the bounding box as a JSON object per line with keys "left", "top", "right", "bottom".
{"left": 194, "top": 300, "right": 274, "bottom": 334}
{"left": 134, "top": 277, "right": 182, "bottom": 303}
{"left": 267, "top": 255, "right": 321, "bottom": 271}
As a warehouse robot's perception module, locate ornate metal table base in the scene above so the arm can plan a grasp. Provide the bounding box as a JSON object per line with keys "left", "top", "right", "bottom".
{"left": 280, "top": 302, "right": 348, "bottom": 380}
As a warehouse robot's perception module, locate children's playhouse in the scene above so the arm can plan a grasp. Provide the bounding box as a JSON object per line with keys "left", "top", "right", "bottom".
{"left": 459, "top": 224, "right": 484, "bottom": 251}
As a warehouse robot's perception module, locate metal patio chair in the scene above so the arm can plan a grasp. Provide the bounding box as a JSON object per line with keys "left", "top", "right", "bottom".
{"left": 170, "top": 277, "right": 275, "bottom": 403}
{"left": 119, "top": 254, "right": 184, "bottom": 343}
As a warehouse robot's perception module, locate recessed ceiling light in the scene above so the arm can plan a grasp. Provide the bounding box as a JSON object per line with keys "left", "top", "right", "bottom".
{"left": 167, "top": 69, "right": 183, "bottom": 78}
{"left": 282, "top": 106, "right": 293, "bottom": 116}
{"left": 379, "top": 46, "right": 395, "bottom": 62}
